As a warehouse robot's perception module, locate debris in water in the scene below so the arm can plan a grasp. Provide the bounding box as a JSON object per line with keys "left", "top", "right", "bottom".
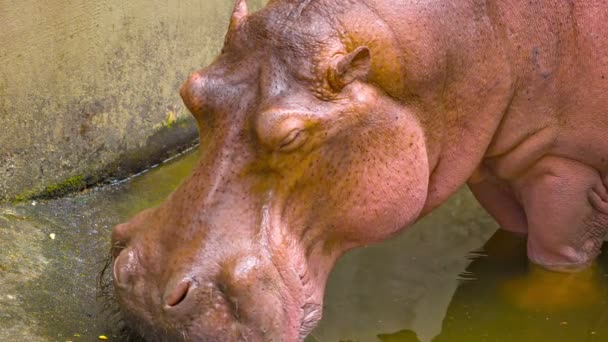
{"left": 49, "top": 233, "right": 56, "bottom": 240}
{"left": 98, "top": 335, "right": 108, "bottom": 340}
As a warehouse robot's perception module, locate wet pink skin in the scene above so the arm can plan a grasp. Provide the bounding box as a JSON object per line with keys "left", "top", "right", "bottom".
{"left": 110, "top": 0, "right": 608, "bottom": 340}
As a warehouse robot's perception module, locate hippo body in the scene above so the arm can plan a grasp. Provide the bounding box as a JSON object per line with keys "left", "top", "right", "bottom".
{"left": 109, "top": 0, "right": 608, "bottom": 340}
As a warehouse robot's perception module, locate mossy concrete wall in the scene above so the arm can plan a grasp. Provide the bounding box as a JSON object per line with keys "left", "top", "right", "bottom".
{"left": 0, "top": 0, "right": 266, "bottom": 202}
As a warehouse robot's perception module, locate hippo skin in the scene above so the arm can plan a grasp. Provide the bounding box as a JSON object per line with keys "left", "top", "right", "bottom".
{"left": 110, "top": 0, "right": 608, "bottom": 340}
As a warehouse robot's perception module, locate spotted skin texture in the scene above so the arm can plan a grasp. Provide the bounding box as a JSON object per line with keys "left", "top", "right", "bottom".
{"left": 109, "top": 0, "right": 608, "bottom": 340}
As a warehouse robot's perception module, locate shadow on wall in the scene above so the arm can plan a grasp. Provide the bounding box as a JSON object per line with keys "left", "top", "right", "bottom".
{"left": 0, "top": 0, "right": 267, "bottom": 202}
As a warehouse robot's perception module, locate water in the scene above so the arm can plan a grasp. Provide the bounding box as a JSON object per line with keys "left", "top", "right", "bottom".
{"left": 1, "top": 147, "right": 606, "bottom": 341}
{"left": 316, "top": 230, "right": 608, "bottom": 342}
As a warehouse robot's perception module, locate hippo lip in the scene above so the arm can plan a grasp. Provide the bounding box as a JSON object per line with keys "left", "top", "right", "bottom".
{"left": 255, "top": 201, "right": 310, "bottom": 341}
{"left": 267, "top": 241, "right": 320, "bottom": 341}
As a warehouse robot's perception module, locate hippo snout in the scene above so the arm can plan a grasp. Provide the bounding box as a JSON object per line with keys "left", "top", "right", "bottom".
{"left": 108, "top": 212, "right": 302, "bottom": 341}
{"left": 111, "top": 246, "right": 245, "bottom": 340}
{"left": 112, "top": 244, "right": 220, "bottom": 309}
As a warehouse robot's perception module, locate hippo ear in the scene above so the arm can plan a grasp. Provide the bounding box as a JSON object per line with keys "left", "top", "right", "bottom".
{"left": 224, "top": 0, "right": 248, "bottom": 49}
{"left": 229, "top": 0, "right": 248, "bottom": 32}
{"left": 328, "top": 46, "right": 371, "bottom": 90}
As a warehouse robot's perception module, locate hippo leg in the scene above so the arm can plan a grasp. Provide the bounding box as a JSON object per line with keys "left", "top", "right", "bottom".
{"left": 515, "top": 156, "right": 608, "bottom": 272}
{"left": 468, "top": 179, "right": 528, "bottom": 234}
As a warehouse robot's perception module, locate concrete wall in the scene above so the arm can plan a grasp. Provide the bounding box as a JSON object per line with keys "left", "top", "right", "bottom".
{"left": 0, "top": 0, "right": 266, "bottom": 202}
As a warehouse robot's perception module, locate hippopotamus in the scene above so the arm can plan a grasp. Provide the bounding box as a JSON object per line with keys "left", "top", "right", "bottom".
{"left": 109, "top": 0, "right": 608, "bottom": 340}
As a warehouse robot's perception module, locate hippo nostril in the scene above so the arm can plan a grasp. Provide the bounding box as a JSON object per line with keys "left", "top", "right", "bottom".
{"left": 164, "top": 280, "right": 192, "bottom": 308}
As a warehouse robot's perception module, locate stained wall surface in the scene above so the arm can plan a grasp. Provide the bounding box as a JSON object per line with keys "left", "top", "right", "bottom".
{"left": 0, "top": 0, "right": 266, "bottom": 201}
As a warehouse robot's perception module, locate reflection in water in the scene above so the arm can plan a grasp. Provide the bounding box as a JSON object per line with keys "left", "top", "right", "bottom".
{"left": 430, "top": 231, "right": 608, "bottom": 342}
{"left": 503, "top": 258, "right": 603, "bottom": 312}
{"left": 372, "top": 231, "right": 608, "bottom": 342}
{"left": 378, "top": 329, "right": 421, "bottom": 342}
{"left": 311, "top": 204, "right": 608, "bottom": 342}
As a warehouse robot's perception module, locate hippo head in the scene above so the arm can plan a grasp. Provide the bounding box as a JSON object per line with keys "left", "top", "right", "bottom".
{"left": 109, "top": 0, "right": 429, "bottom": 340}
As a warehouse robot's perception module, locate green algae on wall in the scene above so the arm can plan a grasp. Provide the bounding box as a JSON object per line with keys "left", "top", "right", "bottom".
{"left": 38, "top": 175, "right": 86, "bottom": 199}
{"left": 15, "top": 175, "right": 86, "bottom": 202}
{"left": 0, "top": 0, "right": 267, "bottom": 202}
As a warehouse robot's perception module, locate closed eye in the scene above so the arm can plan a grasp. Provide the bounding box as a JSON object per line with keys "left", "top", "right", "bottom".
{"left": 279, "top": 129, "right": 308, "bottom": 152}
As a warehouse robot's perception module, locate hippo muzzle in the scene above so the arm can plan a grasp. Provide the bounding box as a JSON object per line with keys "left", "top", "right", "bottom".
{"left": 110, "top": 199, "right": 309, "bottom": 341}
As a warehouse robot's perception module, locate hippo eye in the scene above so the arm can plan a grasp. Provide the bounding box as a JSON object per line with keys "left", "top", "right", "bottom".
{"left": 256, "top": 112, "right": 315, "bottom": 152}
{"left": 279, "top": 128, "right": 308, "bottom": 152}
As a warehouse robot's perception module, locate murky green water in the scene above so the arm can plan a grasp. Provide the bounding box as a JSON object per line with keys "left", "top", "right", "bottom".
{"left": 1, "top": 147, "right": 607, "bottom": 341}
